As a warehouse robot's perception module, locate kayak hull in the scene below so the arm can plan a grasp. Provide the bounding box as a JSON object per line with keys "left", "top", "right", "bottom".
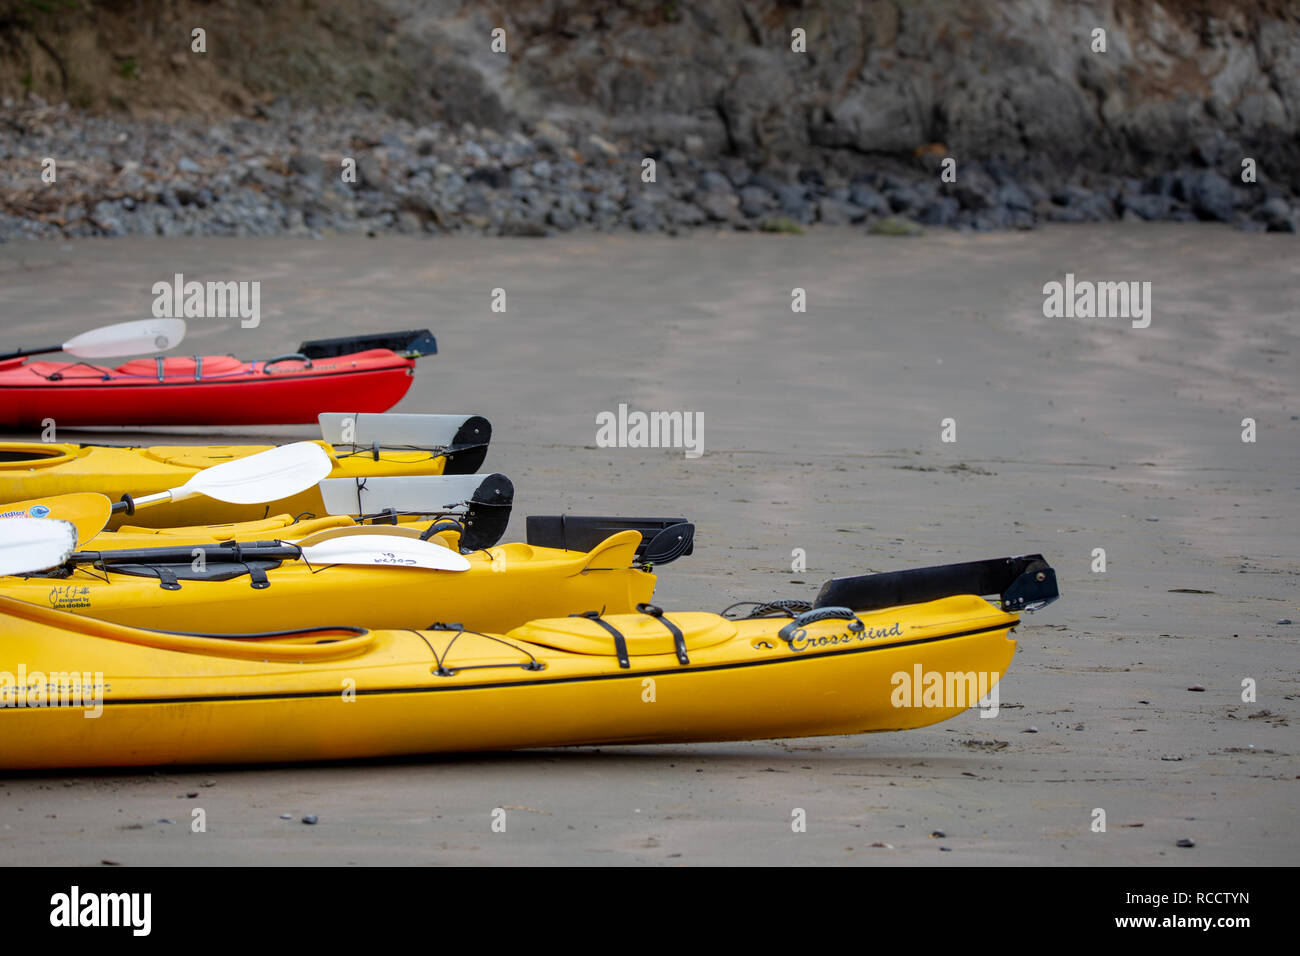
{"left": 0, "top": 593, "right": 1019, "bottom": 768}
{"left": 0, "top": 440, "right": 467, "bottom": 528}
{"left": 0, "top": 349, "right": 415, "bottom": 428}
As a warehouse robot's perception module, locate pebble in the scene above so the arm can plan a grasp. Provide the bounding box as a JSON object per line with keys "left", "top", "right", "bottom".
{"left": 302, "top": 814, "right": 319, "bottom": 825}
{"left": 1176, "top": 838, "right": 1196, "bottom": 848}
{"left": 930, "top": 830, "right": 946, "bottom": 838}
{"left": 279, "top": 813, "right": 292, "bottom": 820}
{"left": 1277, "top": 619, "right": 1292, "bottom": 625}
{"left": 1188, "top": 685, "right": 1206, "bottom": 692}
{"left": 1023, "top": 726, "right": 1039, "bottom": 733}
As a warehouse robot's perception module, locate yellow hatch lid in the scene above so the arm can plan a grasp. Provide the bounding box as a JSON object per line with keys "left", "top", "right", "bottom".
{"left": 508, "top": 612, "right": 736, "bottom": 658}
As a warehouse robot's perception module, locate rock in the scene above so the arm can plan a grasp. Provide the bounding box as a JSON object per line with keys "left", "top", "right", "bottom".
{"left": 696, "top": 170, "right": 732, "bottom": 194}
{"left": 738, "top": 184, "right": 774, "bottom": 210}
{"left": 696, "top": 191, "right": 739, "bottom": 222}
{"left": 177, "top": 157, "right": 201, "bottom": 174}
{"left": 582, "top": 133, "right": 620, "bottom": 159}
{"left": 1041, "top": 202, "right": 1088, "bottom": 222}
{"left": 356, "top": 154, "right": 385, "bottom": 190}
{"left": 848, "top": 184, "right": 891, "bottom": 216}
{"left": 1050, "top": 186, "right": 1114, "bottom": 220}
{"left": 815, "top": 198, "right": 857, "bottom": 225}
{"left": 868, "top": 216, "right": 924, "bottom": 237}
{"left": 772, "top": 184, "right": 812, "bottom": 223}
{"left": 532, "top": 120, "right": 570, "bottom": 153}
{"left": 666, "top": 201, "right": 708, "bottom": 227}
{"left": 626, "top": 204, "right": 662, "bottom": 232}
{"left": 288, "top": 152, "right": 324, "bottom": 180}
{"left": 500, "top": 215, "right": 548, "bottom": 237}
{"left": 995, "top": 183, "right": 1033, "bottom": 213}
{"left": 1256, "top": 197, "right": 1291, "bottom": 224}
{"left": 885, "top": 186, "right": 924, "bottom": 214}
{"left": 412, "top": 128, "right": 439, "bottom": 156}
{"left": 301, "top": 814, "right": 319, "bottom": 825}
{"left": 546, "top": 207, "right": 576, "bottom": 231}
{"left": 466, "top": 166, "right": 509, "bottom": 189}
{"left": 917, "top": 197, "right": 959, "bottom": 226}
{"left": 825, "top": 82, "right": 928, "bottom": 153}
{"left": 1122, "top": 194, "right": 1175, "bottom": 220}
{"left": 1177, "top": 171, "right": 1237, "bottom": 222}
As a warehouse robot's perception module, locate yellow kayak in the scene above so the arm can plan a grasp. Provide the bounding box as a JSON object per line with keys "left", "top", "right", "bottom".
{"left": 0, "top": 529, "right": 661, "bottom": 634}
{"left": 0, "top": 554, "right": 1057, "bottom": 769}
{"left": 0, "top": 414, "right": 489, "bottom": 529}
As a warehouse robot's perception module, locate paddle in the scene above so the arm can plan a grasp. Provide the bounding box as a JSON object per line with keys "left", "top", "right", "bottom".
{"left": 0, "top": 493, "right": 114, "bottom": 546}
{"left": 0, "top": 518, "right": 78, "bottom": 576}
{"left": 68, "top": 530, "right": 471, "bottom": 572}
{"left": 111, "top": 441, "right": 333, "bottom": 515}
{"left": 0, "top": 318, "right": 186, "bottom": 362}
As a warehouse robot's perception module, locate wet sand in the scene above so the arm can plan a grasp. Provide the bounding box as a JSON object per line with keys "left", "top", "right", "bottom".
{"left": 1, "top": 225, "right": 1297, "bottom": 865}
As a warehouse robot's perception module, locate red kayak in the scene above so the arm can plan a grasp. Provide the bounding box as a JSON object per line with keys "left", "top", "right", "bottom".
{"left": 0, "top": 330, "right": 435, "bottom": 429}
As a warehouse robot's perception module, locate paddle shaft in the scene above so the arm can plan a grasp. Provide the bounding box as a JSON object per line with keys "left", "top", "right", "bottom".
{"left": 0, "top": 344, "right": 59, "bottom": 362}
{"left": 70, "top": 542, "right": 300, "bottom": 565}
{"left": 110, "top": 490, "right": 182, "bottom": 514}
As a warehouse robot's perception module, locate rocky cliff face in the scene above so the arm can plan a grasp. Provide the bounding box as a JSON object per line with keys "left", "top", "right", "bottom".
{"left": 4, "top": 1, "right": 1297, "bottom": 175}
{"left": 2, "top": 0, "right": 1297, "bottom": 240}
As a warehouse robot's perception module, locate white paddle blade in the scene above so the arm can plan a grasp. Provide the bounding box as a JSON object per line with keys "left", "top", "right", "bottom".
{"left": 0, "top": 518, "right": 77, "bottom": 575}
{"left": 63, "top": 318, "right": 186, "bottom": 359}
{"left": 318, "top": 474, "right": 487, "bottom": 516}
{"left": 180, "top": 442, "right": 333, "bottom": 505}
{"left": 300, "top": 533, "right": 470, "bottom": 572}
{"left": 318, "top": 412, "right": 481, "bottom": 448}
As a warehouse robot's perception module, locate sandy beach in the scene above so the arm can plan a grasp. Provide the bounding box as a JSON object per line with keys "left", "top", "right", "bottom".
{"left": 1, "top": 224, "right": 1296, "bottom": 865}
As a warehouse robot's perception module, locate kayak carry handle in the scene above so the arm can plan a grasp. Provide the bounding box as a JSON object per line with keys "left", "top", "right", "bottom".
{"left": 777, "top": 608, "right": 863, "bottom": 644}
{"left": 263, "top": 353, "right": 313, "bottom": 373}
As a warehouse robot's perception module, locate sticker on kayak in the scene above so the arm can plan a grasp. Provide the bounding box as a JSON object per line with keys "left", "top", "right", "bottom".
{"left": 0, "top": 506, "right": 50, "bottom": 519}
{"left": 48, "top": 585, "right": 92, "bottom": 610}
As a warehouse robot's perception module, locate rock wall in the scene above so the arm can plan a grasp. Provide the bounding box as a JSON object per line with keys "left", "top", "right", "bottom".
{"left": 1, "top": 0, "right": 1297, "bottom": 239}
{"left": 4, "top": 1, "right": 1297, "bottom": 176}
